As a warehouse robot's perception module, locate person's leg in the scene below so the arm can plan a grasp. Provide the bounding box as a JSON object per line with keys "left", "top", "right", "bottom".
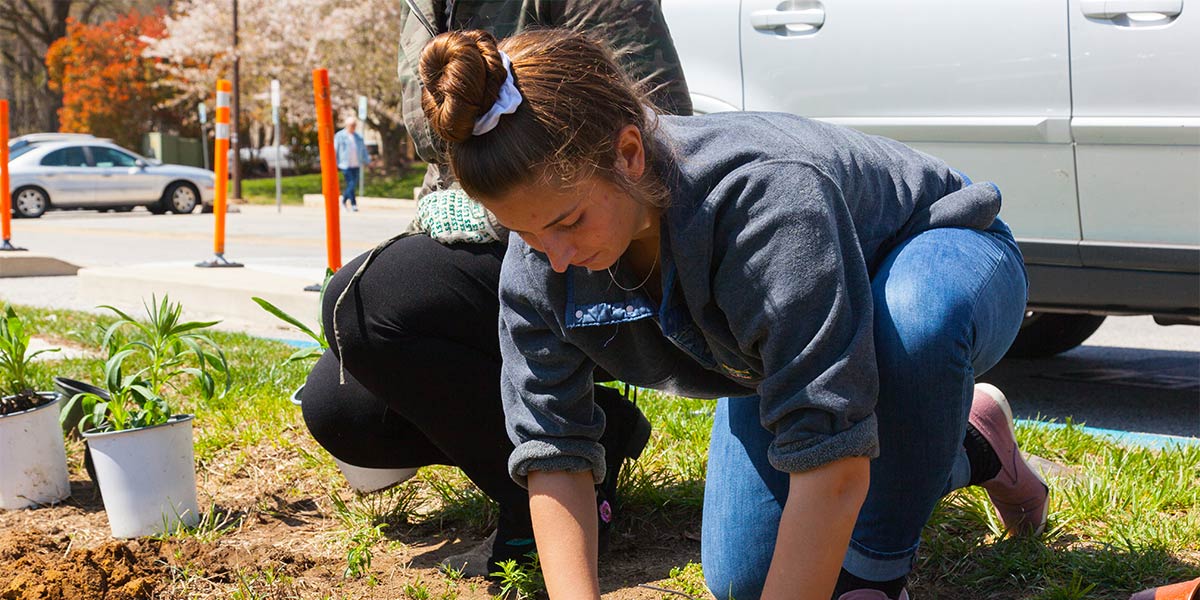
{"left": 301, "top": 351, "right": 450, "bottom": 469}
{"left": 324, "top": 236, "right": 532, "bottom": 554}
{"left": 701, "top": 395, "right": 787, "bottom": 599}
{"left": 344, "top": 167, "right": 359, "bottom": 207}
{"left": 322, "top": 234, "right": 649, "bottom": 570}
{"left": 842, "top": 221, "right": 1027, "bottom": 590}
{"left": 339, "top": 168, "right": 352, "bottom": 206}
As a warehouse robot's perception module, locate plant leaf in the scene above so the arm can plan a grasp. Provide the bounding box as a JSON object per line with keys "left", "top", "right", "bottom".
{"left": 252, "top": 297, "right": 322, "bottom": 343}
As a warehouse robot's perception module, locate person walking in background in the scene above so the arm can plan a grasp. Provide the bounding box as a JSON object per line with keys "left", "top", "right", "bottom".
{"left": 334, "top": 116, "right": 369, "bottom": 211}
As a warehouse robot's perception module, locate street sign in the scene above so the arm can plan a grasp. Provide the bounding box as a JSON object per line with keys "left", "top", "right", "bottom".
{"left": 270, "top": 79, "right": 281, "bottom": 123}
{"left": 358, "top": 95, "right": 368, "bottom": 121}
{"left": 199, "top": 103, "right": 207, "bottom": 124}
{"left": 271, "top": 79, "right": 282, "bottom": 213}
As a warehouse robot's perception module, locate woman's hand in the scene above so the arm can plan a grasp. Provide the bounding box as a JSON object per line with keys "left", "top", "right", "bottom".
{"left": 527, "top": 470, "right": 601, "bottom": 600}
{"left": 761, "top": 456, "right": 871, "bottom": 600}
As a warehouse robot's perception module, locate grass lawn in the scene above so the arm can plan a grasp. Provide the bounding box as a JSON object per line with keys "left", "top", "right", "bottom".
{"left": 240, "top": 164, "right": 427, "bottom": 205}
{"left": 0, "top": 302, "right": 1196, "bottom": 599}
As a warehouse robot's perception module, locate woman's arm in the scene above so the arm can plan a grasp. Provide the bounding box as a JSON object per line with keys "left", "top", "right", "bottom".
{"left": 761, "top": 456, "right": 871, "bottom": 600}
{"left": 528, "top": 470, "right": 601, "bottom": 600}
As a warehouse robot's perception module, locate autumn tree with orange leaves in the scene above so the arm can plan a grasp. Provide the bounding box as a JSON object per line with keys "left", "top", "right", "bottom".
{"left": 45, "top": 10, "right": 184, "bottom": 150}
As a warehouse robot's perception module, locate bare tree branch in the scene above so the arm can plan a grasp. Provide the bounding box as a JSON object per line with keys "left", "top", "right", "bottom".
{"left": 15, "top": 0, "right": 53, "bottom": 42}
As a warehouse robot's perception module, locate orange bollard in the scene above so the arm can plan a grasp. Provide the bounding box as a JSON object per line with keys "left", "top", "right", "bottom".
{"left": 196, "top": 80, "right": 242, "bottom": 268}
{"left": 312, "top": 68, "right": 342, "bottom": 272}
{"left": 1, "top": 98, "right": 24, "bottom": 252}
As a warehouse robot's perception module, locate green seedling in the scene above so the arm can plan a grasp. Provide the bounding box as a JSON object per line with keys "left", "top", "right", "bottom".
{"left": 404, "top": 579, "right": 432, "bottom": 600}
{"left": 60, "top": 294, "right": 230, "bottom": 433}
{"left": 153, "top": 502, "right": 243, "bottom": 543}
{"left": 252, "top": 268, "right": 333, "bottom": 364}
{"left": 490, "top": 552, "right": 545, "bottom": 600}
{"left": 665, "top": 562, "right": 707, "bottom": 597}
{"left": 0, "top": 304, "right": 58, "bottom": 414}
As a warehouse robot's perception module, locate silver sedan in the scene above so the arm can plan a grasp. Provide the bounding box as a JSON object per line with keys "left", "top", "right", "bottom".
{"left": 6, "top": 138, "right": 216, "bottom": 218}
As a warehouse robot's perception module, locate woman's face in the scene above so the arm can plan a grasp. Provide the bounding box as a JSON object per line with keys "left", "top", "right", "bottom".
{"left": 481, "top": 124, "right": 656, "bottom": 273}
{"left": 484, "top": 174, "right": 656, "bottom": 273}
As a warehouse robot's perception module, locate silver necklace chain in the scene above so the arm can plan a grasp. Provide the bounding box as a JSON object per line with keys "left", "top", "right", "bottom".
{"left": 607, "top": 250, "right": 659, "bottom": 292}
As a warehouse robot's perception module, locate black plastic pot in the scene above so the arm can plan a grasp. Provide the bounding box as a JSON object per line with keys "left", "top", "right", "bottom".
{"left": 52, "top": 377, "right": 108, "bottom": 491}
{"left": 53, "top": 377, "right": 109, "bottom": 437}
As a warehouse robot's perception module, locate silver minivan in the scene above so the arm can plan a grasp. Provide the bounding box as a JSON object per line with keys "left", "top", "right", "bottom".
{"left": 664, "top": 0, "right": 1199, "bottom": 356}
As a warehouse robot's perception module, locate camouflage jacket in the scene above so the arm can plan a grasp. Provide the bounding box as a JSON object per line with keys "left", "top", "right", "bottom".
{"left": 398, "top": 0, "right": 693, "bottom": 191}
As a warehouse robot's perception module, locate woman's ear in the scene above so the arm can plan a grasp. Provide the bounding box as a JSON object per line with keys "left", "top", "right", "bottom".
{"left": 615, "top": 124, "right": 645, "bottom": 180}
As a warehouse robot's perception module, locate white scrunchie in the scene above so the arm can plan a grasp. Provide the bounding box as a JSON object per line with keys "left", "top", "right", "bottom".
{"left": 472, "top": 51, "right": 523, "bottom": 136}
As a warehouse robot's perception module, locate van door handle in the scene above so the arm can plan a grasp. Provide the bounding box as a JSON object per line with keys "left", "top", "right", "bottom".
{"left": 1081, "top": 0, "right": 1182, "bottom": 18}
{"left": 750, "top": 8, "right": 825, "bottom": 30}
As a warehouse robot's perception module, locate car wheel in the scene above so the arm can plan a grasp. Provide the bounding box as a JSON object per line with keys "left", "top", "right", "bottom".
{"left": 1004, "top": 312, "right": 1107, "bottom": 359}
{"left": 164, "top": 182, "right": 199, "bottom": 214}
{"left": 13, "top": 187, "right": 49, "bottom": 219}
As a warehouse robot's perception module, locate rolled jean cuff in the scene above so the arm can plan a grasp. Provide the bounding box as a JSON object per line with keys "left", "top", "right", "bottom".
{"left": 843, "top": 538, "right": 918, "bottom": 582}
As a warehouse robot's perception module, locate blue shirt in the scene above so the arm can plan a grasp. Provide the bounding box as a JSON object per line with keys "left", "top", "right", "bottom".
{"left": 334, "top": 128, "right": 368, "bottom": 170}
{"left": 498, "top": 112, "right": 1004, "bottom": 487}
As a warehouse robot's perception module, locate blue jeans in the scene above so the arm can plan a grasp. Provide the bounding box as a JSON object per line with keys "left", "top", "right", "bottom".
{"left": 341, "top": 167, "right": 360, "bottom": 206}
{"left": 701, "top": 220, "right": 1027, "bottom": 598}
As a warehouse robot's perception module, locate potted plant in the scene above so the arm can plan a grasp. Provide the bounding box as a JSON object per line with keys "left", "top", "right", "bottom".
{"left": 253, "top": 278, "right": 418, "bottom": 493}
{"left": 61, "top": 295, "right": 231, "bottom": 538}
{"left": 0, "top": 305, "right": 70, "bottom": 509}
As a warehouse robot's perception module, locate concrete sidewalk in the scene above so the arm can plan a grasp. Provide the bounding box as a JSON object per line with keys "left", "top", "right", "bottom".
{"left": 0, "top": 205, "right": 416, "bottom": 340}
{"left": 76, "top": 262, "right": 324, "bottom": 333}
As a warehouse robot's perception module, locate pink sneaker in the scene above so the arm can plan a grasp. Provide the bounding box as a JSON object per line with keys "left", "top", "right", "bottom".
{"left": 970, "top": 383, "right": 1049, "bottom": 536}
{"left": 837, "top": 589, "right": 910, "bottom": 600}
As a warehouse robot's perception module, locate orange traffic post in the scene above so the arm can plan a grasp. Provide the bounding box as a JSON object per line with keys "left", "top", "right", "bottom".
{"left": 196, "top": 80, "right": 242, "bottom": 268}
{"left": 1, "top": 99, "right": 26, "bottom": 252}
{"left": 312, "top": 68, "right": 342, "bottom": 273}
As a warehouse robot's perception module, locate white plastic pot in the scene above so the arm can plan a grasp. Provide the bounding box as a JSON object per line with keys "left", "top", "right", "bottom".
{"left": 83, "top": 414, "right": 200, "bottom": 538}
{"left": 290, "top": 385, "right": 417, "bottom": 493}
{"left": 0, "top": 392, "right": 71, "bottom": 509}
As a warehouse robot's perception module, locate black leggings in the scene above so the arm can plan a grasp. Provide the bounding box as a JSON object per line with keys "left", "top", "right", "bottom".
{"left": 301, "top": 234, "right": 638, "bottom": 542}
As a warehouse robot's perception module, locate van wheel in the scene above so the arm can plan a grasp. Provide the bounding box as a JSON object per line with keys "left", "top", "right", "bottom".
{"left": 13, "top": 187, "right": 49, "bottom": 218}
{"left": 1005, "top": 312, "right": 1107, "bottom": 359}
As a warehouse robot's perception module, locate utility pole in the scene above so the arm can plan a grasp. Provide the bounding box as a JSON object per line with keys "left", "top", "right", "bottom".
{"left": 231, "top": 0, "right": 242, "bottom": 200}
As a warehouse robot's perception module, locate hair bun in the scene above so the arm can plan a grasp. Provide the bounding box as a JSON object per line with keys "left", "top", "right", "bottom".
{"left": 419, "top": 30, "right": 509, "bottom": 144}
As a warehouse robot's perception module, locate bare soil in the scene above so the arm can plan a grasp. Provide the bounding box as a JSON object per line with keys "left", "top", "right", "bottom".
{"left": 0, "top": 390, "right": 52, "bottom": 416}
{"left": 0, "top": 430, "right": 704, "bottom": 600}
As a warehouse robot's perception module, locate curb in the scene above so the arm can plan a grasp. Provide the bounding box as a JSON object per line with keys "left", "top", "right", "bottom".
{"left": 301, "top": 194, "right": 417, "bottom": 210}
{"left": 0, "top": 253, "right": 80, "bottom": 278}
{"left": 77, "top": 263, "right": 321, "bottom": 331}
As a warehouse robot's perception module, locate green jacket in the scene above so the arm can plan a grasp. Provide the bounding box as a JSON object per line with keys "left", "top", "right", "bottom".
{"left": 398, "top": 0, "right": 693, "bottom": 191}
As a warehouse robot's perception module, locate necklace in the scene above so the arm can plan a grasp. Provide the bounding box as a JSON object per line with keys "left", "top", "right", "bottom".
{"left": 607, "top": 250, "right": 659, "bottom": 292}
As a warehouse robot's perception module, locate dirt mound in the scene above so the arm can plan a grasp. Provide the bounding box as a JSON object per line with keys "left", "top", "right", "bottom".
{"left": 158, "top": 536, "right": 319, "bottom": 583}
{"left": 0, "top": 531, "right": 163, "bottom": 600}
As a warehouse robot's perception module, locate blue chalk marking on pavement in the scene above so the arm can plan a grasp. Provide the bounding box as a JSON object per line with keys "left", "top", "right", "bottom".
{"left": 1019, "top": 419, "right": 1199, "bottom": 450}
{"left": 269, "top": 337, "right": 320, "bottom": 349}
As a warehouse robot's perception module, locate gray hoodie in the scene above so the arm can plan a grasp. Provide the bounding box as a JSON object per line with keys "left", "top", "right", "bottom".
{"left": 499, "top": 112, "right": 1004, "bottom": 487}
